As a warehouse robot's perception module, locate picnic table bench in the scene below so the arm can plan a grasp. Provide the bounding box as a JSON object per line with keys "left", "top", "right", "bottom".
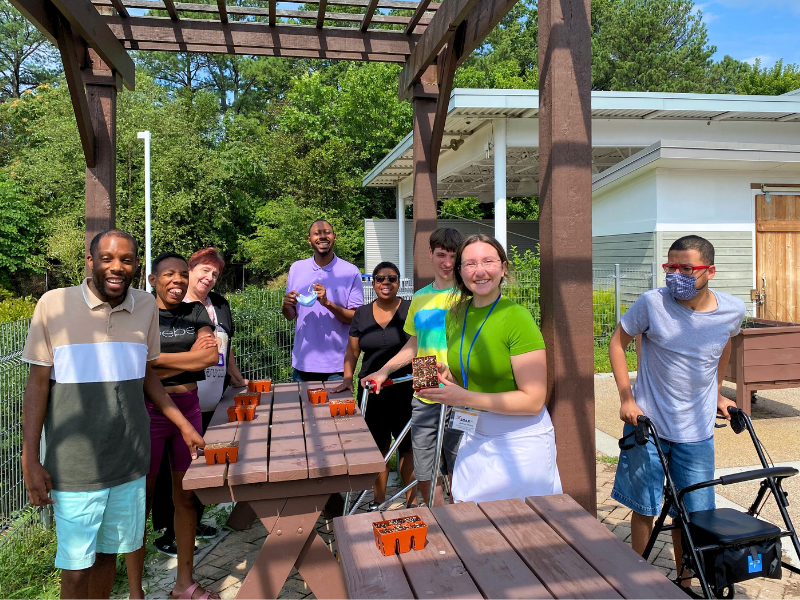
{"left": 333, "top": 495, "right": 689, "bottom": 599}
{"left": 183, "top": 381, "right": 385, "bottom": 599}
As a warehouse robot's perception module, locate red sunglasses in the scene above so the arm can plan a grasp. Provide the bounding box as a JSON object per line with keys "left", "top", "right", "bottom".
{"left": 662, "top": 263, "right": 712, "bottom": 275}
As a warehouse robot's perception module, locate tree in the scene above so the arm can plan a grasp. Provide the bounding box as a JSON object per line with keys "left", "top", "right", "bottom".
{"left": 736, "top": 59, "right": 800, "bottom": 96}
{"left": 455, "top": 0, "right": 538, "bottom": 89}
{"left": 592, "top": 0, "right": 715, "bottom": 92}
{"left": 0, "top": 0, "right": 58, "bottom": 99}
{"left": 705, "top": 55, "right": 751, "bottom": 94}
{"left": 0, "top": 169, "right": 42, "bottom": 273}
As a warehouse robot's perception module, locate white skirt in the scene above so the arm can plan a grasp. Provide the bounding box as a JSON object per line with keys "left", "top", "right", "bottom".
{"left": 450, "top": 407, "right": 562, "bottom": 504}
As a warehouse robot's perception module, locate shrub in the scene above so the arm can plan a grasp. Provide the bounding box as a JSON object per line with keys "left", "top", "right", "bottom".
{"left": 0, "top": 297, "right": 36, "bottom": 323}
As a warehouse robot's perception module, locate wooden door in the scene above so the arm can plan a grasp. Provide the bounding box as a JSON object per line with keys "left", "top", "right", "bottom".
{"left": 755, "top": 194, "right": 800, "bottom": 322}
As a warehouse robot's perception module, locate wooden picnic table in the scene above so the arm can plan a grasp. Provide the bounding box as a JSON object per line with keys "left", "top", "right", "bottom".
{"left": 183, "top": 380, "right": 385, "bottom": 599}
{"left": 333, "top": 495, "right": 690, "bottom": 599}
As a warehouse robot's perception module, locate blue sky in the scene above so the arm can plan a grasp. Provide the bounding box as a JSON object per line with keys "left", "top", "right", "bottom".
{"left": 696, "top": 0, "right": 800, "bottom": 67}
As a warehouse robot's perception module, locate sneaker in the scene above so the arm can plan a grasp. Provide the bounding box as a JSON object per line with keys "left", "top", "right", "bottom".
{"left": 154, "top": 534, "right": 178, "bottom": 557}
{"left": 154, "top": 534, "right": 200, "bottom": 557}
{"left": 196, "top": 524, "right": 218, "bottom": 539}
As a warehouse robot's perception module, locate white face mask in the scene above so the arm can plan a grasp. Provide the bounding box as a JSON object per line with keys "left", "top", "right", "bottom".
{"left": 296, "top": 286, "right": 317, "bottom": 307}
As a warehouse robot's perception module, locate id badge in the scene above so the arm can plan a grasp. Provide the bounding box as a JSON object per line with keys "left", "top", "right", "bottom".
{"left": 450, "top": 409, "right": 479, "bottom": 433}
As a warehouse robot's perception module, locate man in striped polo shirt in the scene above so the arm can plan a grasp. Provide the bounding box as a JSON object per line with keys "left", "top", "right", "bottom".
{"left": 21, "top": 230, "right": 205, "bottom": 599}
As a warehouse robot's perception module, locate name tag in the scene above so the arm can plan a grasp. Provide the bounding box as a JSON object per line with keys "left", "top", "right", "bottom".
{"left": 450, "top": 409, "right": 479, "bottom": 433}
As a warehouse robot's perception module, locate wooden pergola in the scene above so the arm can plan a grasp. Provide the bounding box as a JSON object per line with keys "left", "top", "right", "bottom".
{"left": 11, "top": 0, "right": 596, "bottom": 513}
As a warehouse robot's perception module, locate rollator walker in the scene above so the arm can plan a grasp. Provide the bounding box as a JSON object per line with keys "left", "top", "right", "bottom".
{"left": 343, "top": 375, "right": 450, "bottom": 515}
{"left": 619, "top": 407, "right": 800, "bottom": 599}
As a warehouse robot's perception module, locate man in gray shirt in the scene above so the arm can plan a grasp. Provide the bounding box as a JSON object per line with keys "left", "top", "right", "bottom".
{"left": 608, "top": 235, "right": 746, "bottom": 587}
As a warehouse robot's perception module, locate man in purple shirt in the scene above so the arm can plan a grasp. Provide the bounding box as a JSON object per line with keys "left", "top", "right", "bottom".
{"left": 282, "top": 219, "right": 364, "bottom": 382}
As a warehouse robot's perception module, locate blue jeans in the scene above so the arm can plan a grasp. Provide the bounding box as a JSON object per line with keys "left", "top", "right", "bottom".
{"left": 291, "top": 368, "right": 343, "bottom": 383}
{"left": 611, "top": 423, "right": 716, "bottom": 518}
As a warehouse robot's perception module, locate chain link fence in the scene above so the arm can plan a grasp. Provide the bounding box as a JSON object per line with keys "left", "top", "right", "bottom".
{"left": 0, "top": 263, "right": 654, "bottom": 550}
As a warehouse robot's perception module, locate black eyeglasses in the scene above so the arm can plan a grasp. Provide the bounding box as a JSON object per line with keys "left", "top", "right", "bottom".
{"left": 374, "top": 275, "right": 398, "bottom": 283}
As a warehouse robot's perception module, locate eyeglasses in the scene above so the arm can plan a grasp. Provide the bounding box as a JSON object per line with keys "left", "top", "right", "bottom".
{"left": 460, "top": 259, "right": 504, "bottom": 273}
{"left": 374, "top": 275, "right": 398, "bottom": 283}
{"left": 662, "top": 263, "right": 712, "bottom": 275}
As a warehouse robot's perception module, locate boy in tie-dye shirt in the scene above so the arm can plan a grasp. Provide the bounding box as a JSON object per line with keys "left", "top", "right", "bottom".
{"left": 363, "top": 227, "right": 464, "bottom": 506}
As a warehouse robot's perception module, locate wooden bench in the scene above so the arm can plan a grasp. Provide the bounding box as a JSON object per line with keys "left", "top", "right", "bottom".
{"left": 334, "top": 495, "right": 688, "bottom": 599}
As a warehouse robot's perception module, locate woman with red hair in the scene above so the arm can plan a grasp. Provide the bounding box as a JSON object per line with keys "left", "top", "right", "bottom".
{"left": 151, "top": 247, "right": 247, "bottom": 555}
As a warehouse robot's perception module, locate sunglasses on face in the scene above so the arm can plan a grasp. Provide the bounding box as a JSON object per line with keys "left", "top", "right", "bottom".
{"left": 374, "top": 275, "right": 398, "bottom": 283}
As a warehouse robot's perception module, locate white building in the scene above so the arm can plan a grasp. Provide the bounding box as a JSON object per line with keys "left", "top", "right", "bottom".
{"left": 363, "top": 88, "right": 800, "bottom": 306}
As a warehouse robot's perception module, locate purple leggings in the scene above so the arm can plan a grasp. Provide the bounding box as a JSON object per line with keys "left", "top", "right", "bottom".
{"left": 146, "top": 389, "right": 202, "bottom": 477}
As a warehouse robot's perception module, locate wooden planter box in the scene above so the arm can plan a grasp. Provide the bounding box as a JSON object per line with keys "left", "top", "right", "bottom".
{"left": 724, "top": 318, "right": 800, "bottom": 415}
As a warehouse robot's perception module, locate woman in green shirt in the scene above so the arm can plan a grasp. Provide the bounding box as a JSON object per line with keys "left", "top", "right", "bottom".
{"left": 424, "top": 234, "right": 561, "bottom": 503}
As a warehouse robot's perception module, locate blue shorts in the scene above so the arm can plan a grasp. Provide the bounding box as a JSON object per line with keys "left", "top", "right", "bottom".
{"left": 611, "top": 423, "right": 715, "bottom": 518}
{"left": 51, "top": 477, "right": 146, "bottom": 570}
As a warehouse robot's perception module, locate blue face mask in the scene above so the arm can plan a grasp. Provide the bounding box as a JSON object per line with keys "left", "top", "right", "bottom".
{"left": 666, "top": 272, "right": 701, "bottom": 301}
{"left": 297, "top": 291, "right": 317, "bottom": 307}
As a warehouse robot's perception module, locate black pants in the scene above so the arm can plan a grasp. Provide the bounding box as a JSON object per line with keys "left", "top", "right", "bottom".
{"left": 152, "top": 410, "right": 215, "bottom": 535}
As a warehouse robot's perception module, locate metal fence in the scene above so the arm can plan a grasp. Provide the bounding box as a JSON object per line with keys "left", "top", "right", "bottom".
{"left": 0, "top": 263, "right": 654, "bottom": 549}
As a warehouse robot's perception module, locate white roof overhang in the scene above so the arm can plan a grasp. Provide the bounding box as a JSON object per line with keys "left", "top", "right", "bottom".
{"left": 364, "top": 89, "right": 800, "bottom": 198}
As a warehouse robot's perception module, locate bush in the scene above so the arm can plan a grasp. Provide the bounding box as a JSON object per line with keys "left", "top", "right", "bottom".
{"left": 593, "top": 289, "right": 627, "bottom": 338}
{"left": 0, "top": 297, "right": 36, "bottom": 323}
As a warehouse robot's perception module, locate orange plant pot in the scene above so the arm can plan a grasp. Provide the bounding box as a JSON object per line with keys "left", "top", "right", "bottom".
{"left": 234, "top": 393, "right": 259, "bottom": 407}
{"left": 372, "top": 516, "right": 427, "bottom": 556}
{"left": 329, "top": 398, "right": 356, "bottom": 417}
{"left": 234, "top": 406, "right": 247, "bottom": 421}
{"left": 227, "top": 406, "right": 237, "bottom": 422}
{"left": 307, "top": 388, "right": 328, "bottom": 404}
{"left": 244, "top": 405, "right": 256, "bottom": 421}
{"left": 249, "top": 380, "right": 272, "bottom": 393}
{"left": 204, "top": 442, "right": 239, "bottom": 465}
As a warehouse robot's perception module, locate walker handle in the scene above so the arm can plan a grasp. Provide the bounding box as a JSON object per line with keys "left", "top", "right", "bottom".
{"left": 366, "top": 379, "right": 394, "bottom": 392}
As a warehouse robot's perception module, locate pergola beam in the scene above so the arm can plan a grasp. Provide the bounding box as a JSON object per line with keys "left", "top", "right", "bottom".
{"left": 216, "top": 0, "right": 227, "bottom": 23}
{"left": 404, "top": 0, "right": 432, "bottom": 35}
{"left": 122, "top": 41, "right": 408, "bottom": 61}
{"left": 107, "top": 17, "right": 419, "bottom": 56}
{"left": 94, "top": 0, "right": 432, "bottom": 27}
{"left": 44, "top": 0, "right": 135, "bottom": 88}
{"left": 398, "top": 0, "right": 479, "bottom": 99}
{"left": 162, "top": 0, "right": 178, "bottom": 19}
{"left": 430, "top": 21, "right": 465, "bottom": 172}
{"left": 454, "top": 0, "right": 517, "bottom": 68}
{"left": 108, "top": 0, "right": 128, "bottom": 17}
{"left": 55, "top": 10, "right": 95, "bottom": 168}
{"left": 316, "top": 0, "right": 327, "bottom": 27}
{"left": 360, "top": 0, "right": 379, "bottom": 32}
{"left": 9, "top": 0, "right": 57, "bottom": 43}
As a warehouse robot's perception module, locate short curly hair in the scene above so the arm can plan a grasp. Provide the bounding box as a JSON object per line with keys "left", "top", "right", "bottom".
{"left": 188, "top": 247, "right": 225, "bottom": 273}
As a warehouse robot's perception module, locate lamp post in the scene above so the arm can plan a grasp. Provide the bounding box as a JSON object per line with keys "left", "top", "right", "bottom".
{"left": 137, "top": 131, "right": 152, "bottom": 291}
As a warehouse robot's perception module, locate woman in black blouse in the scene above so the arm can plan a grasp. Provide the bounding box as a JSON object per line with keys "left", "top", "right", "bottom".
{"left": 127, "top": 252, "right": 220, "bottom": 600}
{"left": 333, "top": 262, "right": 416, "bottom": 506}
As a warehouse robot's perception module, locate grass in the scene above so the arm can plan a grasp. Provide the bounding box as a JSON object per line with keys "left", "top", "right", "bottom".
{"left": 0, "top": 513, "right": 165, "bottom": 599}
{"left": 597, "top": 455, "right": 619, "bottom": 465}
{"left": 594, "top": 340, "right": 637, "bottom": 374}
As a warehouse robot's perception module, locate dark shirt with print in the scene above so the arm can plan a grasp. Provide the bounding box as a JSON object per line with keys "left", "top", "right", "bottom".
{"left": 159, "top": 301, "right": 215, "bottom": 387}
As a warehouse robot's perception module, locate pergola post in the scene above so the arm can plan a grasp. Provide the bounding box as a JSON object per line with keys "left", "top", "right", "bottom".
{"left": 538, "top": 0, "right": 595, "bottom": 513}
{"left": 411, "top": 89, "right": 438, "bottom": 290}
{"left": 397, "top": 186, "right": 406, "bottom": 281}
{"left": 493, "top": 118, "right": 507, "bottom": 251}
{"left": 83, "top": 48, "right": 117, "bottom": 260}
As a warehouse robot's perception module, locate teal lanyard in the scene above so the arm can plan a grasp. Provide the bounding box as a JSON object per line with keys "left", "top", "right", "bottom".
{"left": 459, "top": 295, "right": 501, "bottom": 389}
